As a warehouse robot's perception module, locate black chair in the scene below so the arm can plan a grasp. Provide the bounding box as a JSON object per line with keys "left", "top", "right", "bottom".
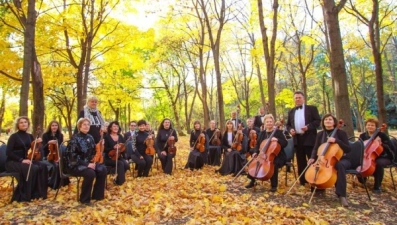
{"left": 385, "top": 135, "right": 397, "bottom": 190}
{"left": 345, "top": 137, "right": 371, "bottom": 201}
{"left": 284, "top": 138, "right": 297, "bottom": 186}
{"left": 154, "top": 151, "right": 177, "bottom": 172}
{"left": 54, "top": 141, "right": 83, "bottom": 201}
{"left": 0, "top": 141, "right": 20, "bottom": 203}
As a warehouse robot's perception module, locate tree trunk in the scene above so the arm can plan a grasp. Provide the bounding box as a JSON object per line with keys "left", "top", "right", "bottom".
{"left": 258, "top": 0, "right": 278, "bottom": 116}
{"left": 322, "top": 0, "right": 354, "bottom": 136}
{"left": 31, "top": 51, "right": 45, "bottom": 136}
{"left": 0, "top": 90, "right": 5, "bottom": 135}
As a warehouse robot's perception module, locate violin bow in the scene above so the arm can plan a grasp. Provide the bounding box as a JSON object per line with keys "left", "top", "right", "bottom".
{"left": 113, "top": 141, "right": 119, "bottom": 183}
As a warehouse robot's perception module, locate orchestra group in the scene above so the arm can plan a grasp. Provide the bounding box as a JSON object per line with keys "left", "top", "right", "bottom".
{"left": 4, "top": 92, "right": 396, "bottom": 207}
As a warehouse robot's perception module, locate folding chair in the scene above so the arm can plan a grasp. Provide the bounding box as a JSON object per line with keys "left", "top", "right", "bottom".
{"left": 0, "top": 141, "right": 20, "bottom": 203}
{"left": 284, "top": 138, "right": 297, "bottom": 186}
{"left": 345, "top": 137, "right": 371, "bottom": 201}
{"left": 385, "top": 135, "right": 397, "bottom": 190}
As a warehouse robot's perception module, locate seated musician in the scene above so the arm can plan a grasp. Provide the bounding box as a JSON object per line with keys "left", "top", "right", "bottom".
{"left": 155, "top": 118, "right": 178, "bottom": 175}
{"left": 242, "top": 118, "right": 260, "bottom": 157}
{"left": 104, "top": 121, "right": 130, "bottom": 185}
{"left": 65, "top": 118, "right": 107, "bottom": 204}
{"left": 307, "top": 114, "right": 351, "bottom": 207}
{"left": 5, "top": 116, "right": 48, "bottom": 202}
{"left": 130, "top": 120, "right": 154, "bottom": 177}
{"left": 216, "top": 120, "right": 247, "bottom": 176}
{"left": 206, "top": 120, "right": 222, "bottom": 166}
{"left": 185, "top": 121, "right": 209, "bottom": 170}
{"left": 359, "top": 118, "right": 395, "bottom": 193}
{"left": 245, "top": 114, "right": 287, "bottom": 191}
{"left": 145, "top": 122, "right": 155, "bottom": 137}
{"left": 42, "top": 120, "right": 70, "bottom": 189}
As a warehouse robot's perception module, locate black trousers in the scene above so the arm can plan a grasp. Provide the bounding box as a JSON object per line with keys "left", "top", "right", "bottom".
{"left": 131, "top": 154, "right": 153, "bottom": 177}
{"left": 247, "top": 155, "right": 285, "bottom": 188}
{"left": 159, "top": 152, "right": 175, "bottom": 175}
{"left": 295, "top": 135, "right": 314, "bottom": 185}
{"left": 69, "top": 164, "right": 107, "bottom": 203}
{"left": 104, "top": 158, "right": 130, "bottom": 185}
{"left": 373, "top": 157, "right": 391, "bottom": 189}
{"left": 45, "top": 160, "right": 70, "bottom": 189}
{"left": 208, "top": 146, "right": 221, "bottom": 166}
{"left": 5, "top": 160, "right": 48, "bottom": 202}
{"left": 334, "top": 158, "right": 351, "bottom": 197}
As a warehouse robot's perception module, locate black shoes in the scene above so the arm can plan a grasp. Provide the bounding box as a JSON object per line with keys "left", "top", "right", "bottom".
{"left": 245, "top": 181, "right": 255, "bottom": 188}
{"left": 372, "top": 188, "right": 382, "bottom": 194}
{"left": 270, "top": 187, "right": 277, "bottom": 192}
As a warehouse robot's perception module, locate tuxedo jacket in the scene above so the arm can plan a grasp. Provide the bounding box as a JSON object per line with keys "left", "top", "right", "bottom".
{"left": 286, "top": 105, "right": 321, "bottom": 147}
{"left": 253, "top": 115, "right": 265, "bottom": 129}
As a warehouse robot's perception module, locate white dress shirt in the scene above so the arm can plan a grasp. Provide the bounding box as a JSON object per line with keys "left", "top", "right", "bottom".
{"left": 294, "top": 104, "right": 306, "bottom": 134}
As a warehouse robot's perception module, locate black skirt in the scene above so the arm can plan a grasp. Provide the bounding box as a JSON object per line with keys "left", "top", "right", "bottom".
{"left": 216, "top": 150, "right": 245, "bottom": 176}
{"left": 184, "top": 150, "right": 204, "bottom": 170}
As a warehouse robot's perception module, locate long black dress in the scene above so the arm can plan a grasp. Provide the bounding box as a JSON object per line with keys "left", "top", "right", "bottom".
{"left": 155, "top": 128, "right": 178, "bottom": 175}
{"left": 64, "top": 132, "right": 107, "bottom": 203}
{"left": 42, "top": 131, "right": 70, "bottom": 189}
{"left": 130, "top": 130, "right": 153, "bottom": 177}
{"left": 216, "top": 131, "right": 248, "bottom": 176}
{"left": 185, "top": 130, "right": 209, "bottom": 170}
{"left": 104, "top": 134, "right": 130, "bottom": 185}
{"left": 5, "top": 130, "right": 48, "bottom": 202}
{"left": 206, "top": 128, "right": 222, "bottom": 166}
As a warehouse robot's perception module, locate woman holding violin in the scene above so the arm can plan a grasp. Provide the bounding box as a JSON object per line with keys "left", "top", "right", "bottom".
{"left": 130, "top": 120, "right": 154, "bottom": 177}
{"left": 245, "top": 114, "right": 287, "bottom": 191}
{"left": 65, "top": 118, "right": 107, "bottom": 204}
{"left": 216, "top": 120, "right": 247, "bottom": 176}
{"left": 155, "top": 118, "right": 178, "bottom": 175}
{"left": 104, "top": 121, "right": 130, "bottom": 184}
{"left": 42, "top": 120, "right": 70, "bottom": 189}
{"left": 359, "top": 118, "right": 395, "bottom": 193}
{"left": 185, "top": 121, "right": 209, "bottom": 170}
{"left": 307, "top": 114, "right": 351, "bottom": 207}
{"left": 242, "top": 118, "right": 260, "bottom": 158}
{"left": 5, "top": 116, "right": 48, "bottom": 202}
{"left": 206, "top": 120, "right": 222, "bottom": 166}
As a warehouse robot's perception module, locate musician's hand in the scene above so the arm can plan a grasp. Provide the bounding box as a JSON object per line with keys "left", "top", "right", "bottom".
{"left": 301, "top": 126, "right": 308, "bottom": 132}
{"left": 169, "top": 136, "right": 175, "bottom": 141}
{"left": 227, "top": 148, "right": 232, "bottom": 152}
{"left": 290, "top": 129, "right": 296, "bottom": 136}
{"left": 48, "top": 140, "right": 57, "bottom": 144}
{"left": 237, "top": 130, "right": 243, "bottom": 134}
{"left": 190, "top": 147, "right": 193, "bottom": 151}
{"left": 307, "top": 158, "right": 315, "bottom": 165}
{"left": 148, "top": 135, "right": 153, "bottom": 139}
{"left": 327, "top": 137, "right": 336, "bottom": 143}
{"left": 271, "top": 137, "right": 278, "bottom": 142}
{"left": 375, "top": 137, "right": 381, "bottom": 144}
{"left": 161, "top": 151, "right": 167, "bottom": 156}
{"left": 22, "top": 159, "right": 31, "bottom": 164}
{"left": 36, "top": 138, "right": 43, "bottom": 143}
{"left": 252, "top": 153, "right": 257, "bottom": 158}
{"left": 88, "top": 163, "right": 96, "bottom": 170}
{"left": 140, "top": 156, "right": 143, "bottom": 160}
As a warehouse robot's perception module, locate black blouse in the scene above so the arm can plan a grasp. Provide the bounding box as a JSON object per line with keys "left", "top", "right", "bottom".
{"left": 6, "top": 130, "right": 34, "bottom": 162}
{"left": 65, "top": 132, "right": 96, "bottom": 169}
{"left": 155, "top": 129, "right": 178, "bottom": 153}
{"left": 311, "top": 129, "right": 351, "bottom": 160}
{"left": 42, "top": 132, "right": 64, "bottom": 157}
{"left": 104, "top": 133, "right": 125, "bottom": 158}
{"left": 359, "top": 131, "right": 395, "bottom": 160}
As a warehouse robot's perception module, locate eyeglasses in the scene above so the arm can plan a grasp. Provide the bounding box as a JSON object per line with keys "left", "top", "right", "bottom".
{"left": 130, "top": 124, "right": 136, "bottom": 127}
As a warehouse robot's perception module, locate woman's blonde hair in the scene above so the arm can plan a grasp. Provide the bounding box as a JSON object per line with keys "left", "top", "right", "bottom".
{"left": 262, "top": 114, "right": 275, "bottom": 123}
{"left": 77, "top": 118, "right": 91, "bottom": 132}
{"left": 14, "top": 116, "right": 30, "bottom": 131}
{"left": 86, "top": 96, "right": 98, "bottom": 105}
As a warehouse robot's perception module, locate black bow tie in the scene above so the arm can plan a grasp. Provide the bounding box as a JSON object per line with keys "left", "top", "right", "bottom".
{"left": 295, "top": 105, "right": 303, "bottom": 110}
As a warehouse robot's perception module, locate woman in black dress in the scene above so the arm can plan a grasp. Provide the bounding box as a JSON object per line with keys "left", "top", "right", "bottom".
{"left": 216, "top": 120, "right": 247, "bottom": 176}
{"left": 155, "top": 118, "right": 178, "bottom": 175}
{"left": 75, "top": 96, "right": 106, "bottom": 144}
{"left": 42, "top": 120, "right": 70, "bottom": 189}
{"left": 5, "top": 116, "right": 48, "bottom": 202}
{"left": 130, "top": 120, "right": 154, "bottom": 177}
{"left": 245, "top": 114, "right": 287, "bottom": 192}
{"left": 206, "top": 120, "right": 222, "bottom": 166}
{"left": 104, "top": 121, "right": 130, "bottom": 185}
{"left": 185, "top": 121, "right": 209, "bottom": 170}
{"left": 65, "top": 118, "right": 107, "bottom": 204}
{"left": 359, "top": 118, "right": 395, "bottom": 193}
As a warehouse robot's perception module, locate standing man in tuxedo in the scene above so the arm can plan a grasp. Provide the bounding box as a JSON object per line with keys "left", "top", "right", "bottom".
{"left": 286, "top": 91, "right": 321, "bottom": 185}
{"left": 230, "top": 111, "right": 242, "bottom": 130}
{"left": 253, "top": 106, "right": 266, "bottom": 130}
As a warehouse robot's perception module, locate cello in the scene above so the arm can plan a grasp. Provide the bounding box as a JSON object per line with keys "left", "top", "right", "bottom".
{"left": 304, "top": 120, "right": 344, "bottom": 189}
{"left": 356, "top": 123, "right": 387, "bottom": 177}
{"left": 247, "top": 126, "right": 281, "bottom": 181}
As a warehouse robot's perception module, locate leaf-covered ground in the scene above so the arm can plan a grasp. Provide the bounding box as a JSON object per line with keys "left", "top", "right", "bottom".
{"left": 1, "top": 136, "right": 397, "bottom": 224}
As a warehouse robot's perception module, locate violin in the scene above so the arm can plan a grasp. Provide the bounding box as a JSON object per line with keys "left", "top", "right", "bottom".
{"left": 357, "top": 123, "right": 387, "bottom": 177}
{"left": 231, "top": 124, "right": 243, "bottom": 151}
{"left": 304, "top": 120, "right": 345, "bottom": 189}
{"left": 145, "top": 130, "right": 156, "bottom": 155}
{"left": 211, "top": 129, "right": 221, "bottom": 146}
{"left": 167, "top": 129, "right": 177, "bottom": 154}
{"left": 195, "top": 130, "right": 206, "bottom": 153}
{"left": 248, "top": 126, "right": 281, "bottom": 180}
{"left": 27, "top": 127, "right": 42, "bottom": 161}
{"left": 92, "top": 130, "right": 104, "bottom": 163}
{"left": 108, "top": 143, "right": 126, "bottom": 160}
{"left": 47, "top": 140, "right": 59, "bottom": 162}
